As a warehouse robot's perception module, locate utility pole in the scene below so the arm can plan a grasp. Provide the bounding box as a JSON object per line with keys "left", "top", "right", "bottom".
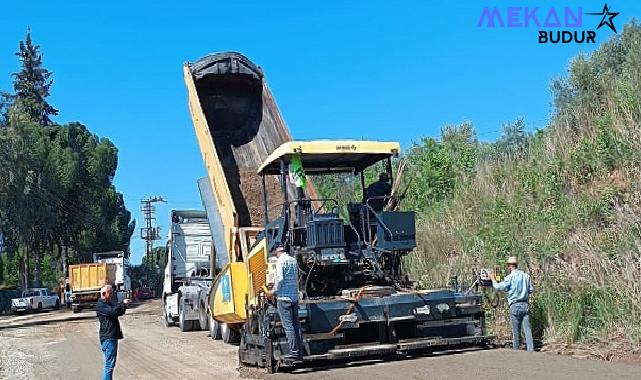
{"left": 140, "top": 196, "right": 166, "bottom": 261}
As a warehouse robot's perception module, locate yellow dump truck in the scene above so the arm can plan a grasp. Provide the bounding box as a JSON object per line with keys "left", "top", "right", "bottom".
{"left": 184, "top": 52, "right": 314, "bottom": 342}
{"left": 68, "top": 263, "right": 116, "bottom": 313}
{"left": 185, "top": 52, "right": 492, "bottom": 372}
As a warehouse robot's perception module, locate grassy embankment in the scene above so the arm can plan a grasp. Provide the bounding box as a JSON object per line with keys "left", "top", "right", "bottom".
{"left": 404, "top": 23, "right": 641, "bottom": 359}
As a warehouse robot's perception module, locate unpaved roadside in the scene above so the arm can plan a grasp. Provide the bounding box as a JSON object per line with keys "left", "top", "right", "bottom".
{"left": 0, "top": 300, "right": 238, "bottom": 380}
{"left": 1, "top": 299, "right": 640, "bottom": 380}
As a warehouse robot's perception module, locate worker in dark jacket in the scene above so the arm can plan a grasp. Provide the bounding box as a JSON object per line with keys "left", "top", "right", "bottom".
{"left": 364, "top": 172, "right": 392, "bottom": 212}
{"left": 96, "top": 284, "right": 130, "bottom": 380}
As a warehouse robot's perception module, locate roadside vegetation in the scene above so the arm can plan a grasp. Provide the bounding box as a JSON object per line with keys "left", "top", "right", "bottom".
{"left": 314, "top": 22, "right": 641, "bottom": 357}
{"left": 400, "top": 22, "right": 641, "bottom": 356}
{"left": 0, "top": 31, "right": 133, "bottom": 291}
{"left": 129, "top": 246, "right": 167, "bottom": 296}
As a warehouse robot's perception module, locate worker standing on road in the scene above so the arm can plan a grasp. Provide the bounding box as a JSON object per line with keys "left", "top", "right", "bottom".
{"left": 266, "top": 244, "right": 303, "bottom": 361}
{"left": 96, "top": 284, "right": 131, "bottom": 380}
{"left": 490, "top": 256, "right": 534, "bottom": 352}
{"left": 64, "top": 280, "right": 72, "bottom": 309}
{"left": 364, "top": 172, "right": 392, "bottom": 212}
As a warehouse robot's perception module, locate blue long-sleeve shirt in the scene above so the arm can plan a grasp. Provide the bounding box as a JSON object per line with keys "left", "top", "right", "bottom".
{"left": 493, "top": 269, "right": 533, "bottom": 305}
{"left": 274, "top": 253, "right": 299, "bottom": 302}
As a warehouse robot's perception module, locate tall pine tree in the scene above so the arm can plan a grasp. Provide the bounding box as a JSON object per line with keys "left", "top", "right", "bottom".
{"left": 10, "top": 29, "right": 58, "bottom": 126}
{"left": 0, "top": 94, "right": 10, "bottom": 127}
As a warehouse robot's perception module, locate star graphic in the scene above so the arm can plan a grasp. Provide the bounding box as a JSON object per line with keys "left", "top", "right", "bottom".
{"left": 586, "top": 4, "right": 619, "bottom": 33}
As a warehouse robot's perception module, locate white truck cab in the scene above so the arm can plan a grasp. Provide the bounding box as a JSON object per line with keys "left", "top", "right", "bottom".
{"left": 93, "top": 251, "right": 131, "bottom": 296}
{"left": 162, "top": 210, "right": 213, "bottom": 332}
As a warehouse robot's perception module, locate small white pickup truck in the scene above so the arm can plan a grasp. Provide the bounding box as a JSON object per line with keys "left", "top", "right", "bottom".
{"left": 11, "top": 288, "right": 61, "bottom": 314}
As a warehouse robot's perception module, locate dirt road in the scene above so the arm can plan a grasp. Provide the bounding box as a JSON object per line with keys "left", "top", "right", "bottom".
{"left": 1, "top": 299, "right": 639, "bottom": 380}
{"left": 0, "top": 300, "right": 238, "bottom": 380}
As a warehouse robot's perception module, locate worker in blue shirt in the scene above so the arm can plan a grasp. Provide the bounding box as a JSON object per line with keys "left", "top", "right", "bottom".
{"left": 266, "top": 244, "right": 303, "bottom": 361}
{"left": 490, "top": 256, "right": 534, "bottom": 352}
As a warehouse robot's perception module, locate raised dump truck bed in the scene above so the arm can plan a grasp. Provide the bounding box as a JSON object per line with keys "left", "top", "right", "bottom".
{"left": 186, "top": 52, "right": 297, "bottom": 230}
{"left": 185, "top": 52, "right": 313, "bottom": 340}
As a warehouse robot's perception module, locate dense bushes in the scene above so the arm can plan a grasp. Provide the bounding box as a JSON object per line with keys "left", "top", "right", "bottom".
{"left": 403, "top": 22, "right": 641, "bottom": 348}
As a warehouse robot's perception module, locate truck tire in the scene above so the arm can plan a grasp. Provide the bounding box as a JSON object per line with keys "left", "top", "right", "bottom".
{"left": 72, "top": 304, "right": 80, "bottom": 313}
{"left": 221, "top": 323, "right": 240, "bottom": 344}
{"left": 54, "top": 300, "right": 60, "bottom": 310}
{"left": 209, "top": 315, "right": 222, "bottom": 340}
{"left": 37, "top": 302, "right": 43, "bottom": 312}
{"left": 198, "top": 302, "right": 209, "bottom": 331}
{"left": 163, "top": 303, "right": 175, "bottom": 327}
{"left": 179, "top": 310, "right": 191, "bottom": 332}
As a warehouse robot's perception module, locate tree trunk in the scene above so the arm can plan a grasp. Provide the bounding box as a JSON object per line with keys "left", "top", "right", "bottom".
{"left": 62, "top": 244, "right": 68, "bottom": 280}
{"left": 23, "top": 242, "right": 30, "bottom": 289}
{"left": 33, "top": 250, "right": 41, "bottom": 288}
{"left": 0, "top": 250, "right": 4, "bottom": 284}
{"left": 18, "top": 247, "right": 24, "bottom": 290}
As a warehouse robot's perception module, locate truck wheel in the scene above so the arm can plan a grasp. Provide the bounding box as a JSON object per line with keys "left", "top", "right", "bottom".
{"left": 163, "top": 304, "right": 174, "bottom": 327}
{"left": 209, "top": 315, "right": 222, "bottom": 340}
{"left": 198, "top": 303, "right": 209, "bottom": 331}
{"left": 72, "top": 304, "right": 80, "bottom": 313}
{"left": 221, "top": 323, "right": 240, "bottom": 344}
{"left": 54, "top": 300, "right": 60, "bottom": 310}
{"left": 179, "top": 310, "right": 191, "bottom": 332}
{"left": 37, "top": 302, "right": 43, "bottom": 312}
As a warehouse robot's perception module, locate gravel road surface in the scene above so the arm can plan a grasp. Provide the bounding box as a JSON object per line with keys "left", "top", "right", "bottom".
{"left": 1, "top": 299, "right": 639, "bottom": 380}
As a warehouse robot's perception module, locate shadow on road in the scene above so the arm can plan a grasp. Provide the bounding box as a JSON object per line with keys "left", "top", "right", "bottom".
{"left": 0, "top": 299, "right": 157, "bottom": 331}
{"left": 0, "top": 312, "right": 96, "bottom": 331}
{"left": 281, "top": 346, "right": 489, "bottom": 375}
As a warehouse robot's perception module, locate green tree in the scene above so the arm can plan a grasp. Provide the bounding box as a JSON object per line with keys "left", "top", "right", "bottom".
{"left": 404, "top": 122, "right": 479, "bottom": 213}
{"left": 0, "top": 31, "right": 134, "bottom": 289}
{"left": 131, "top": 246, "right": 167, "bottom": 295}
{"left": 1, "top": 30, "right": 61, "bottom": 287}
{"left": 0, "top": 118, "right": 53, "bottom": 288}
{"left": 495, "top": 118, "right": 530, "bottom": 158}
{"left": 9, "top": 30, "right": 58, "bottom": 126}
{"left": 0, "top": 93, "right": 10, "bottom": 128}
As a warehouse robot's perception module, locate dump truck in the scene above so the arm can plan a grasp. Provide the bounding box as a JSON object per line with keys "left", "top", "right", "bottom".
{"left": 184, "top": 51, "right": 315, "bottom": 343}
{"left": 184, "top": 52, "right": 493, "bottom": 371}
{"left": 93, "top": 251, "right": 131, "bottom": 296}
{"left": 162, "top": 210, "right": 214, "bottom": 332}
{"left": 68, "top": 262, "right": 116, "bottom": 313}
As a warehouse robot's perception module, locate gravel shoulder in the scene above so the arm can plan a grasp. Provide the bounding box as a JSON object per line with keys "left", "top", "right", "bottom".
{"left": 0, "top": 299, "right": 238, "bottom": 380}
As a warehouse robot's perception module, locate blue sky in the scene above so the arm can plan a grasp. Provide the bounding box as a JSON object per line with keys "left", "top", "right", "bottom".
{"left": 1, "top": 1, "right": 638, "bottom": 264}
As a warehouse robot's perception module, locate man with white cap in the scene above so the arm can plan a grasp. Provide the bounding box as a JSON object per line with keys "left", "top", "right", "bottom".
{"left": 266, "top": 244, "right": 303, "bottom": 360}
{"left": 490, "top": 256, "right": 534, "bottom": 352}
